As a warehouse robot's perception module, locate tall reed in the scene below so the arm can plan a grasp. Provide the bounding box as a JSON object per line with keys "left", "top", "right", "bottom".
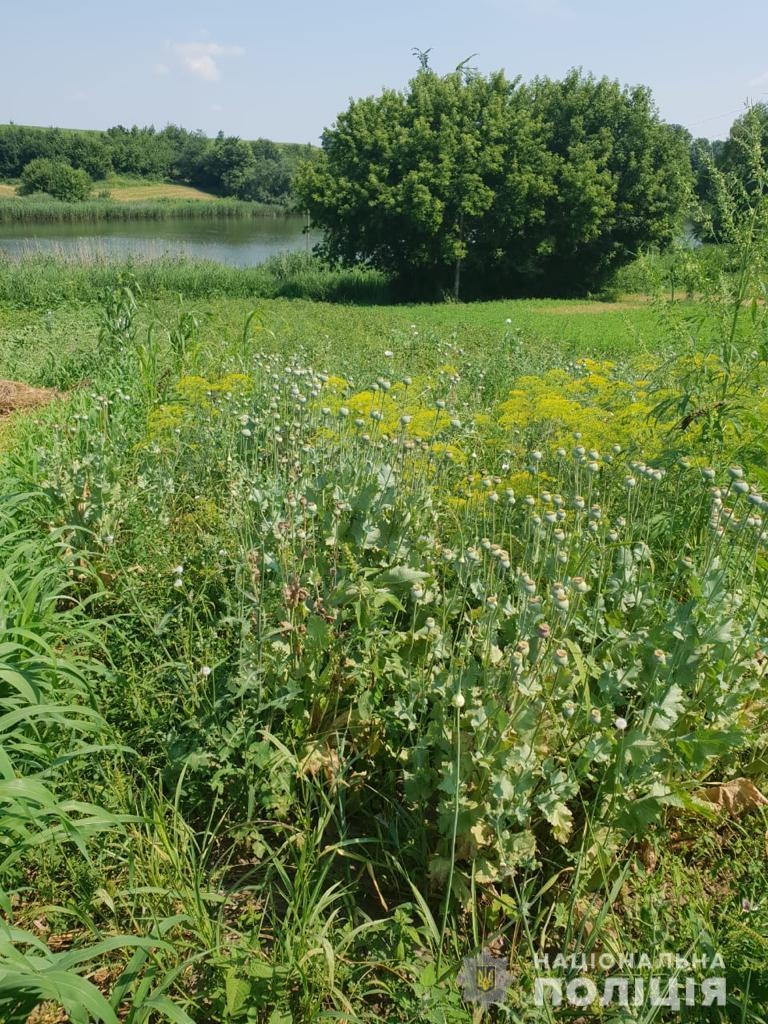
{"left": 0, "top": 197, "right": 284, "bottom": 224}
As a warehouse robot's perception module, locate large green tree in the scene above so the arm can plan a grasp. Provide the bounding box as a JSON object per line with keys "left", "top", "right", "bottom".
{"left": 296, "top": 64, "right": 693, "bottom": 298}
{"left": 296, "top": 64, "right": 528, "bottom": 298}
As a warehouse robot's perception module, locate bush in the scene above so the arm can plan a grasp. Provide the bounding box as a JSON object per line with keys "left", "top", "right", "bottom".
{"left": 17, "top": 157, "right": 92, "bottom": 201}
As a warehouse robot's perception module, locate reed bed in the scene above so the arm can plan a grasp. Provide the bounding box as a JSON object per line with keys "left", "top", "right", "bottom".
{"left": 0, "top": 195, "right": 283, "bottom": 224}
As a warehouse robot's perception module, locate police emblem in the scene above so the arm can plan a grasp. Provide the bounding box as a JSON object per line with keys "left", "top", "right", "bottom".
{"left": 457, "top": 950, "right": 513, "bottom": 1006}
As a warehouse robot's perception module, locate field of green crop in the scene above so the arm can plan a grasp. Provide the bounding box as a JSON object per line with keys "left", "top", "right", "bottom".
{"left": 1, "top": 252, "right": 767, "bottom": 1021}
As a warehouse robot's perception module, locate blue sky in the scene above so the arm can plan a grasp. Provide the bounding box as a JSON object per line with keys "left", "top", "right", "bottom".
{"left": 1, "top": 0, "right": 767, "bottom": 143}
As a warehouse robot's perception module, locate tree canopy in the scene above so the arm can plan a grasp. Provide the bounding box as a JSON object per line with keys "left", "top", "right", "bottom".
{"left": 295, "top": 65, "right": 694, "bottom": 298}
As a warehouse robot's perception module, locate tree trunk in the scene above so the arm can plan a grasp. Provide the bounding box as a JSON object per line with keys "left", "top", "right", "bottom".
{"left": 453, "top": 212, "right": 464, "bottom": 301}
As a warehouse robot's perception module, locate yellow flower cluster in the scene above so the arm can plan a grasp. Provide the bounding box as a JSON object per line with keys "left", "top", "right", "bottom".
{"left": 147, "top": 373, "right": 254, "bottom": 439}
{"left": 496, "top": 360, "right": 655, "bottom": 450}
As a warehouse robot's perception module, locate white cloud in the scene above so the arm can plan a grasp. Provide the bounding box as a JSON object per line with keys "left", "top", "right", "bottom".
{"left": 172, "top": 42, "right": 245, "bottom": 82}
{"left": 153, "top": 62, "right": 171, "bottom": 77}
{"left": 749, "top": 70, "right": 768, "bottom": 88}
{"left": 187, "top": 54, "right": 219, "bottom": 81}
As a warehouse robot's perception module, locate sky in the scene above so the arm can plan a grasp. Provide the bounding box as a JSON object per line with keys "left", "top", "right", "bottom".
{"left": 1, "top": 0, "right": 767, "bottom": 144}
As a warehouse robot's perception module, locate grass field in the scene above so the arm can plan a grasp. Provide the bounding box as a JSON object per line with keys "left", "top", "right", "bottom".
{"left": 0, "top": 286, "right": 665, "bottom": 393}
{"left": 100, "top": 176, "right": 219, "bottom": 201}
{"left": 0, "top": 176, "right": 219, "bottom": 202}
{"left": 0, "top": 256, "right": 767, "bottom": 1021}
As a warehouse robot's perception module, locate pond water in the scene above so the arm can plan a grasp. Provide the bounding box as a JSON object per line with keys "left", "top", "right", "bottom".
{"left": 0, "top": 214, "right": 318, "bottom": 266}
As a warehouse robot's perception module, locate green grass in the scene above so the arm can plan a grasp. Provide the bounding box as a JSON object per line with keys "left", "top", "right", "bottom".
{"left": 0, "top": 260, "right": 766, "bottom": 1021}
{"left": 0, "top": 286, "right": 662, "bottom": 394}
{"left": 0, "top": 251, "right": 664, "bottom": 337}
{"left": 0, "top": 253, "right": 391, "bottom": 310}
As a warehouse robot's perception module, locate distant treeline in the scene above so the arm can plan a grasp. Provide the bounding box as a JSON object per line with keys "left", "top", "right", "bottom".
{"left": 0, "top": 123, "right": 317, "bottom": 203}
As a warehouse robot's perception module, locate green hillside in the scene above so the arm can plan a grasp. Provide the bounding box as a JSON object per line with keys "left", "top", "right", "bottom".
{"left": 0, "top": 122, "right": 318, "bottom": 204}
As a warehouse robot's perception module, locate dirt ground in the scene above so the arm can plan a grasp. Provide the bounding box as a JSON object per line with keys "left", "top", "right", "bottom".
{"left": 0, "top": 379, "right": 59, "bottom": 416}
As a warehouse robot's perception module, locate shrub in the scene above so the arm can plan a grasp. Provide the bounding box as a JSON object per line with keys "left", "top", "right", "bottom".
{"left": 17, "top": 157, "right": 92, "bottom": 201}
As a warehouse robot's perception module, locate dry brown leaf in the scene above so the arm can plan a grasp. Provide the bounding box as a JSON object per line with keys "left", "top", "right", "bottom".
{"left": 485, "top": 934, "right": 506, "bottom": 958}
{"left": 46, "top": 931, "right": 77, "bottom": 951}
{"left": 299, "top": 744, "right": 341, "bottom": 789}
{"left": 638, "top": 837, "right": 658, "bottom": 872}
{"left": 696, "top": 778, "right": 768, "bottom": 816}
